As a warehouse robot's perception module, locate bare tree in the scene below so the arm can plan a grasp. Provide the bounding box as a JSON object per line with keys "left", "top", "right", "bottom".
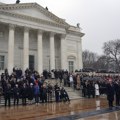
{"left": 96, "top": 55, "right": 112, "bottom": 71}
{"left": 82, "top": 50, "right": 98, "bottom": 69}
{"left": 103, "top": 39, "right": 120, "bottom": 71}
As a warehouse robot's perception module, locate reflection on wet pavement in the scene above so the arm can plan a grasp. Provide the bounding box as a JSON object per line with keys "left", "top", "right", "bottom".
{"left": 77, "top": 110, "right": 120, "bottom": 120}
{"left": 0, "top": 98, "right": 109, "bottom": 120}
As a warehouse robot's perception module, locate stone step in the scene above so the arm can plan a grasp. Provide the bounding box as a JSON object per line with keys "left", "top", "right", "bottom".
{"left": 0, "top": 88, "right": 82, "bottom": 106}
{"left": 63, "top": 86, "right": 82, "bottom": 99}
{"left": 45, "top": 79, "right": 83, "bottom": 100}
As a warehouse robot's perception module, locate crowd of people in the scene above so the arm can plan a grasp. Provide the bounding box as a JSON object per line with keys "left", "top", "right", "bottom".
{"left": 80, "top": 74, "right": 120, "bottom": 108}
{"left": 0, "top": 68, "right": 70, "bottom": 107}
{"left": 1, "top": 67, "right": 120, "bottom": 108}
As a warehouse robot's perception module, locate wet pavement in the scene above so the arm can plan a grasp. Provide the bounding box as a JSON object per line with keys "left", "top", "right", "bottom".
{"left": 0, "top": 98, "right": 109, "bottom": 120}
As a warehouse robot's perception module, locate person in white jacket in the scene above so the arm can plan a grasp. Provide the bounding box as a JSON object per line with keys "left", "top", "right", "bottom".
{"left": 69, "top": 75, "right": 73, "bottom": 88}
{"left": 95, "top": 82, "right": 100, "bottom": 98}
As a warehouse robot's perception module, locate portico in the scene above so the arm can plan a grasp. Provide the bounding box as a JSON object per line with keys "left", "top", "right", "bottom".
{"left": 0, "top": 2, "right": 84, "bottom": 74}
{"left": 6, "top": 24, "right": 66, "bottom": 74}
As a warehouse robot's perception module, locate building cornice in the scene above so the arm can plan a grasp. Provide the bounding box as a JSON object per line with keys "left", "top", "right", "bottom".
{"left": 0, "top": 10, "right": 68, "bottom": 29}
{"left": 0, "top": 3, "right": 69, "bottom": 27}
{"left": 0, "top": 3, "right": 85, "bottom": 37}
{"left": 67, "top": 30, "right": 85, "bottom": 37}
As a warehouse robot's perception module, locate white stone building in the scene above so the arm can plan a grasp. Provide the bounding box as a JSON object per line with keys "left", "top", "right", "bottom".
{"left": 0, "top": 2, "right": 84, "bottom": 74}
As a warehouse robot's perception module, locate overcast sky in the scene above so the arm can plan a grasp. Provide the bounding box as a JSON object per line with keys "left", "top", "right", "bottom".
{"left": 1, "top": 0, "right": 120, "bottom": 55}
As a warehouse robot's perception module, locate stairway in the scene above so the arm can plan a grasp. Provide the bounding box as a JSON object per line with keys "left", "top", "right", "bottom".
{"left": 46, "top": 79, "right": 83, "bottom": 100}
{"left": 64, "top": 87, "right": 83, "bottom": 100}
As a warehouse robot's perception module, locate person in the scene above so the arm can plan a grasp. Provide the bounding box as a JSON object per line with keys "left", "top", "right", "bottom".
{"left": 95, "top": 82, "right": 100, "bottom": 98}
{"left": 34, "top": 83, "right": 40, "bottom": 105}
{"left": 54, "top": 83, "right": 60, "bottom": 102}
{"left": 114, "top": 80, "right": 120, "bottom": 106}
{"left": 51, "top": 70, "right": 55, "bottom": 79}
{"left": 86, "top": 81, "right": 91, "bottom": 98}
{"left": 106, "top": 79, "right": 115, "bottom": 108}
{"left": 28, "top": 83, "right": 34, "bottom": 104}
{"left": 81, "top": 81, "right": 87, "bottom": 97}
{"left": 0, "top": 87, "right": 3, "bottom": 104}
{"left": 69, "top": 74, "right": 73, "bottom": 89}
{"left": 60, "top": 87, "right": 70, "bottom": 102}
{"left": 90, "top": 82, "right": 95, "bottom": 98}
{"left": 76, "top": 74, "right": 81, "bottom": 90}
{"left": 63, "top": 73, "right": 68, "bottom": 86}
{"left": 21, "top": 83, "right": 27, "bottom": 106}
{"left": 59, "top": 70, "right": 63, "bottom": 86}
{"left": 41, "top": 84, "right": 47, "bottom": 103}
{"left": 13, "top": 84, "right": 20, "bottom": 106}
{"left": 47, "top": 82, "right": 53, "bottom": 103}
{"left": 4, "top": 83, "right": 12, "bottom": 107}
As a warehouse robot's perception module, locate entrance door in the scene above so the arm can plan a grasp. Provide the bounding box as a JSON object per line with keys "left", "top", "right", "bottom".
{"left": 68, "top": 61, "right": 74, "bottom": 72}
{"left": 29, "top": 55, "right": 34, "bottom": 70}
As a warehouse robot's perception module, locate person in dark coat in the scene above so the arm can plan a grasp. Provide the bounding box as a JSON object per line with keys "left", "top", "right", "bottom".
{"left": 114, "top": 80, "right": 120, "bottom": 106}
{"left": 59, "top": 71, "right": 63, "bottom": 86}
{"left": 60, "top": 87, "right": 70, "bottom": 102}
{"left": 21, "top": 83, "right": 28, "bottom": 105}
{"left": 43, "top": 70, "right": 48, "bottom": 79}
{"left": 86, "top": 81, "right": 91, "bottom": 98}
{"left": 54, "top": 70, "right": 58, "bottom": 80}
{"left": 106, "top": 79, "right": 115, "bottom": 108}
{"left": 90, "top": 82, "right": 95, "bottom": 98}
{"left": 28, "top": 83, "right": 34, "bottom": 104}
{"left": 60, "top": 87, "right": 65, "bottom": 101}
{"left": 13, "top": 84, "right": 20, "bottom": 106}
{"left": 81, "top": 81, "right": 87, "bottom": 97}
{"left": 4, "top": 83, "right": 12, "bottom": 107}
{"left": 54, "top": 83, "right": 60, "bottom": 102}
{"left": 41, "top": 84, "right": 47, "bottom": 103}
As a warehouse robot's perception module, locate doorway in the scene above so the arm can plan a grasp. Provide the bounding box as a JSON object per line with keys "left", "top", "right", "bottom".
{"left": 29, "top": 55, "right": 34, "bottom": 70}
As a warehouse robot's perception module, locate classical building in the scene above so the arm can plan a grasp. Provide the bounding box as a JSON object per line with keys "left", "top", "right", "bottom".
{"left": 0, "top": 2, "right": 84, "bottom": 74}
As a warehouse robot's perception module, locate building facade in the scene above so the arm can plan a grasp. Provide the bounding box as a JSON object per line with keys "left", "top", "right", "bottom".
{"left": 0, "top": 2, "right": 84, "bottom": 74}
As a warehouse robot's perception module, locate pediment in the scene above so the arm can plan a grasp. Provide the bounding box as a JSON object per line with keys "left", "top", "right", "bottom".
{"left": 0, "top": 3, "right": 69, "bottom": 27}
{"left": 8, "top": 8, "right": 55, "bottom": 23}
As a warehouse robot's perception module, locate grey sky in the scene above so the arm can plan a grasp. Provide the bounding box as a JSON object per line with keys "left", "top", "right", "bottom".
{"left": 1, "top": 0, "right": 120, "bottom": 55}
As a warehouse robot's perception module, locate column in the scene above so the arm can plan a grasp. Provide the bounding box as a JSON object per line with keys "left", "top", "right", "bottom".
{"left": 37, "top": 30, "right": 43, "bottom": 74}
{"left": 61, "top": 34, "right": 67, "bottom": 70}
{"left": 8, "top": 24, "right": 15, "bottom": 74}
{"left": 50, "top": 32, "right": 55, "bottom": 70}
{"left": 77, "top": 40, "right": 83, "bottom": 69}
{"left": 23, "top": 27, "right": 29, "bottom": 71}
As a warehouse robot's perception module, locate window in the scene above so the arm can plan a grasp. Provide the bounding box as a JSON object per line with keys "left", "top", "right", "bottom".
{"left": 29, "top": 55, "right": 34, "bottom": 70}
{"left": 69, "top": 61, "right": 74, "bottom": 72}
{"left": 0, "top": 56, "right": 4, "bottom": 70}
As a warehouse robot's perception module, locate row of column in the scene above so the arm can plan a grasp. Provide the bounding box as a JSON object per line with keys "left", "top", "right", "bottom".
{"left": 8, "top": 24, "right": 66, "bottom": 74}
